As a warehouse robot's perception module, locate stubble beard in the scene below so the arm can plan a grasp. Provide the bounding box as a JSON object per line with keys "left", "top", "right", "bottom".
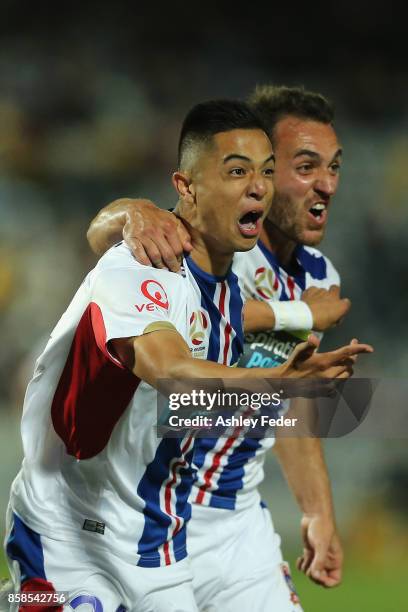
{"left": 269, "top": 193, "right": 327, "bottom": 247}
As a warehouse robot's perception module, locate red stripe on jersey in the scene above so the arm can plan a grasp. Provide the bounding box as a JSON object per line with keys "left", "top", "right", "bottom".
{"left": 195, "top": 436, "right": 237, "bottom": 504}
{"left": 20, "top": 578, "right": 62, "bottom": 612}
{"left": 181, "top": 434, "right": 194, "bottom": 455}
{"left": 163, "top": 540, "right": 171, "bottom": 566}
{"left": 164, "top": 459, "right": 184, "bottom": 536}
{"left": 51, "top": 303, "right": 140, "bottom": 460}
{"left": 287, "top": 276, "right": 295, "bottom": 300}
{"left": 223, "top": 322, "right": 232, "bottom": 366}
{"left": 218, "top": 282, "right": 226, "bottom": 315}
{"left": 163, "top": 435, "right": 194, "bottom": 539}
{"left": 194, "top": 408, "right": 254, "bottom": 504}
{"left": 218, "top": 282, "right": 231, "bottom": 365}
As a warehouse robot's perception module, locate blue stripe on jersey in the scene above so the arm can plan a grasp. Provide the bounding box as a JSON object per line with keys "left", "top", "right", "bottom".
{"left": 192, "top": 437, "right": 220, "bottom": 474}
{"left": 6, "top": 513, "right": 47, "bottom": 583}
{"left": 136, "top": 438, "right": 194, "bottom": 568}
{"left": 207, "top": 438, "right": 263, "bottom": 509}
{"left": 210, "top": 401, "right": 280, "bottom": 508}
{"left": 295, "top": 245, "right": 327, "bottom": 283}
{"left": 185, "top": 257, "right": 247, "bottom": 508}
{"left": 185, "top": 256, "right": 244, "bottom": 364}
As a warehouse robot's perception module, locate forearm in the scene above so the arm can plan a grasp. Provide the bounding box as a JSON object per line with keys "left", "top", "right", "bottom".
{"left": 137, "top": 346, "right": 289, "bottom": 388}
{"left": 112, "top": 329, "right": 290, "bottom": 389}
{"left": 244, "top": 300, "right": 276, "bottom": 332}
{"left": 113, "top": 330, "right": 368, "bottom": 390}
{"left": 87, "top": 198, "right": 156, "bottom": 256}
{"left": 274, "top": 437, "right": 335, "bottom": 520}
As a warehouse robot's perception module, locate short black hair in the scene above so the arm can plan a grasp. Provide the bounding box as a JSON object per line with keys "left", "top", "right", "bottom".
{"left": 248, "top": 85, "right": 334, "bottom": 144}
{"left": 178, "top": 99, "right": 267, "bottom": 170}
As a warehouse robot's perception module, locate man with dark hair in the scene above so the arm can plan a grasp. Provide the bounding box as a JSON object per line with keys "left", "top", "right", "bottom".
{"left": 177, "top": 98, "right": 270, "bottom": 170}
{"left": 85, "top": 86, "right": 357, "bottom": 609}
{"left": 250, "top": 84, "right": 334, "bottom": 132}
{"left": 4, "top": 98, "right": 368, "bottom": 611}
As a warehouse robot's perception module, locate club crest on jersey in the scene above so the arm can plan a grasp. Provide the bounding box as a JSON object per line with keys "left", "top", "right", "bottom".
{"left": 189, "top": 310, "right": 208, "bottom": 356}
{"left": 254, "top": 266, "right": 278, "bottom": 299}
{"left": 135, "top": 280, "right": 169, "bottom": 312}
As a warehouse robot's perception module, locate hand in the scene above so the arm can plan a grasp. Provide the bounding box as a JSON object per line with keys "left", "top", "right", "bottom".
{"left": 301, "top": 285, "right": 351, "bottom": 331}
{"left": 297, "top": 514, "right": 343, "bottom": 587}
{"left": 281, "top": 335, "right": 373, "bottom": 379}
{"left": 121, "top": 199, "right": 192, "bottom": 271}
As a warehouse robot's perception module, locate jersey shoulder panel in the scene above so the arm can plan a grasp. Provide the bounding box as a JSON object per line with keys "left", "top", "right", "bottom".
{"left": 298, "top": 245, "right": 341, "bottom": 286}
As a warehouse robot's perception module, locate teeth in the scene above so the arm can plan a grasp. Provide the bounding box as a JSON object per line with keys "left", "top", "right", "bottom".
{"left": 310, "top": 203, "right": 326, "bottom": 211}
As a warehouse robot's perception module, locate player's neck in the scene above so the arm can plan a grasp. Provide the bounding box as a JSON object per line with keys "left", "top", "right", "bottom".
{"left": 190, "top": 241, "right": 233, "bottom": 277}
{"left": 260, "top": 219, "right": 297, "bottom": 268}
{"left": 176, "top": 203, "right": 233, "bottom": 277}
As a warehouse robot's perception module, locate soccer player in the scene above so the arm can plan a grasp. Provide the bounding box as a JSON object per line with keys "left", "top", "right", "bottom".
{"left": 87, "top": 86, "right": 352, "bottom": 609}
{"left": 4, "top": 99, "right": 370, "bottom": 612}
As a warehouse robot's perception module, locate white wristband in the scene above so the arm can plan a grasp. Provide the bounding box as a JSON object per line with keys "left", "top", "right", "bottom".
{"left": 268, "top": 300, "right": 313, "bottom": 331}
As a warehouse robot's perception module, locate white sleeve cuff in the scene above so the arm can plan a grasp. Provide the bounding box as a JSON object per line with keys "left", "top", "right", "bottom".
{"left": 268, "top": 300, "right": 313, "bottom": 331}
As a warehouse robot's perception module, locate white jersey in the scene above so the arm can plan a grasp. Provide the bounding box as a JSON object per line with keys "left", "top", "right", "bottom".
{"left": 191, "top": 241, "right": 340, "bottom": 511}
{"left": 9, "top": 243, "right": 245, "bottom": 568}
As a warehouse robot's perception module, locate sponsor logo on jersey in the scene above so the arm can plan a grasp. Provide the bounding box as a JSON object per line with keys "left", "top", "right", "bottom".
{"left": 242, "top": 331, "right": 298, "bottom": 366}
{"left": 254, "top": 266, "right": 278, "bottom": 299}
{"left": 239, "top": 329, "right": 306, "bottom": 368}
{"left": 135, "top": 280, "right": 169, "bottom": 312}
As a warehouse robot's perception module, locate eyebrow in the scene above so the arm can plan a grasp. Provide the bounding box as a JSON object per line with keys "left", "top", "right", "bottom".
{"left": 294, "top": 148, "right": 343, "bottom": 160}
{"left": 223, "top": 153, "right": 275, "bottom": 164}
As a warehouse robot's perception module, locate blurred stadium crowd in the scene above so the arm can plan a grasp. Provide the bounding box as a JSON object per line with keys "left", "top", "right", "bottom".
{"left": 0, "top": 4, "right": 407, "bottom": 605}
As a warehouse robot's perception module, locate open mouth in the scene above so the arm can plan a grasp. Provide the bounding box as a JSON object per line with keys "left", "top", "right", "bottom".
{"left": 237, "top": 210, "right": 264, "bottom": 237}
{"left": 308, "top": 203, "right": 327, "bottom": 223}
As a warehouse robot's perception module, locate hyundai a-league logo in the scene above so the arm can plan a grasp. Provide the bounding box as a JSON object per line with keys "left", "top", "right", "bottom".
{"left": 254, "top": 266, "right": 278, "bottom": 299}
{"left": 189, "top": 310, "right": 208, "bottom": 346}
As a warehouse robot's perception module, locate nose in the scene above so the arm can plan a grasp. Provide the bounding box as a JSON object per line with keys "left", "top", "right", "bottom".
{"left": 247, "top": 174, "right": 270, "bottom": 201}
{"left": 314, "top": 171, "right": 338, "bottom": 198}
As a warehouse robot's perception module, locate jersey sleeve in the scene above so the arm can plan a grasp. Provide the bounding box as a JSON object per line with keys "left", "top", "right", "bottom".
{"left": 90, "top": 266, "right": 178, "bottom": 365}
{"left": 324, "top": 255, "right": 341, "bottom": 287}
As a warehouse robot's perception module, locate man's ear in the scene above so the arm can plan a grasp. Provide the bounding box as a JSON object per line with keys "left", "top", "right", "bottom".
{"left": 172, "top": 172, "right": 196, "bottom": 204}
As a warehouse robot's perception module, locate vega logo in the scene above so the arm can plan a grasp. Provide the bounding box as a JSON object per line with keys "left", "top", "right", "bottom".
{"left": 135, "top": 279, "right": 169, "bottom": 313}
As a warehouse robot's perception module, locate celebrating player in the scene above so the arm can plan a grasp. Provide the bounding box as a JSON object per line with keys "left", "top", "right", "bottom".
{"left": 4, "top": 99, "right": 371, "bottom": 612}
{"left": 86, "top": 88, "right": 368, "bottom": 610}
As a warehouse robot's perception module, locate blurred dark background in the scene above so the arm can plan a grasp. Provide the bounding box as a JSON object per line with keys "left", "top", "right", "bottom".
{"left": 0, "top": 3, "right": 407, "bottom": 609}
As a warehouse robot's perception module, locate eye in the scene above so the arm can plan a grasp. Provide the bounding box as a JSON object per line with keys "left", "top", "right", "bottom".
{"left": 263, "top": 167, "right": 275, "bottom": 176}
{"left": 330, "top": 162, "right": 341, "bottom": 173}
{"left": 297, "top": 163, "right": 314, "bottom": 173}
{"left": 230, "top": 167, "right": 246, "bottom": 176}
